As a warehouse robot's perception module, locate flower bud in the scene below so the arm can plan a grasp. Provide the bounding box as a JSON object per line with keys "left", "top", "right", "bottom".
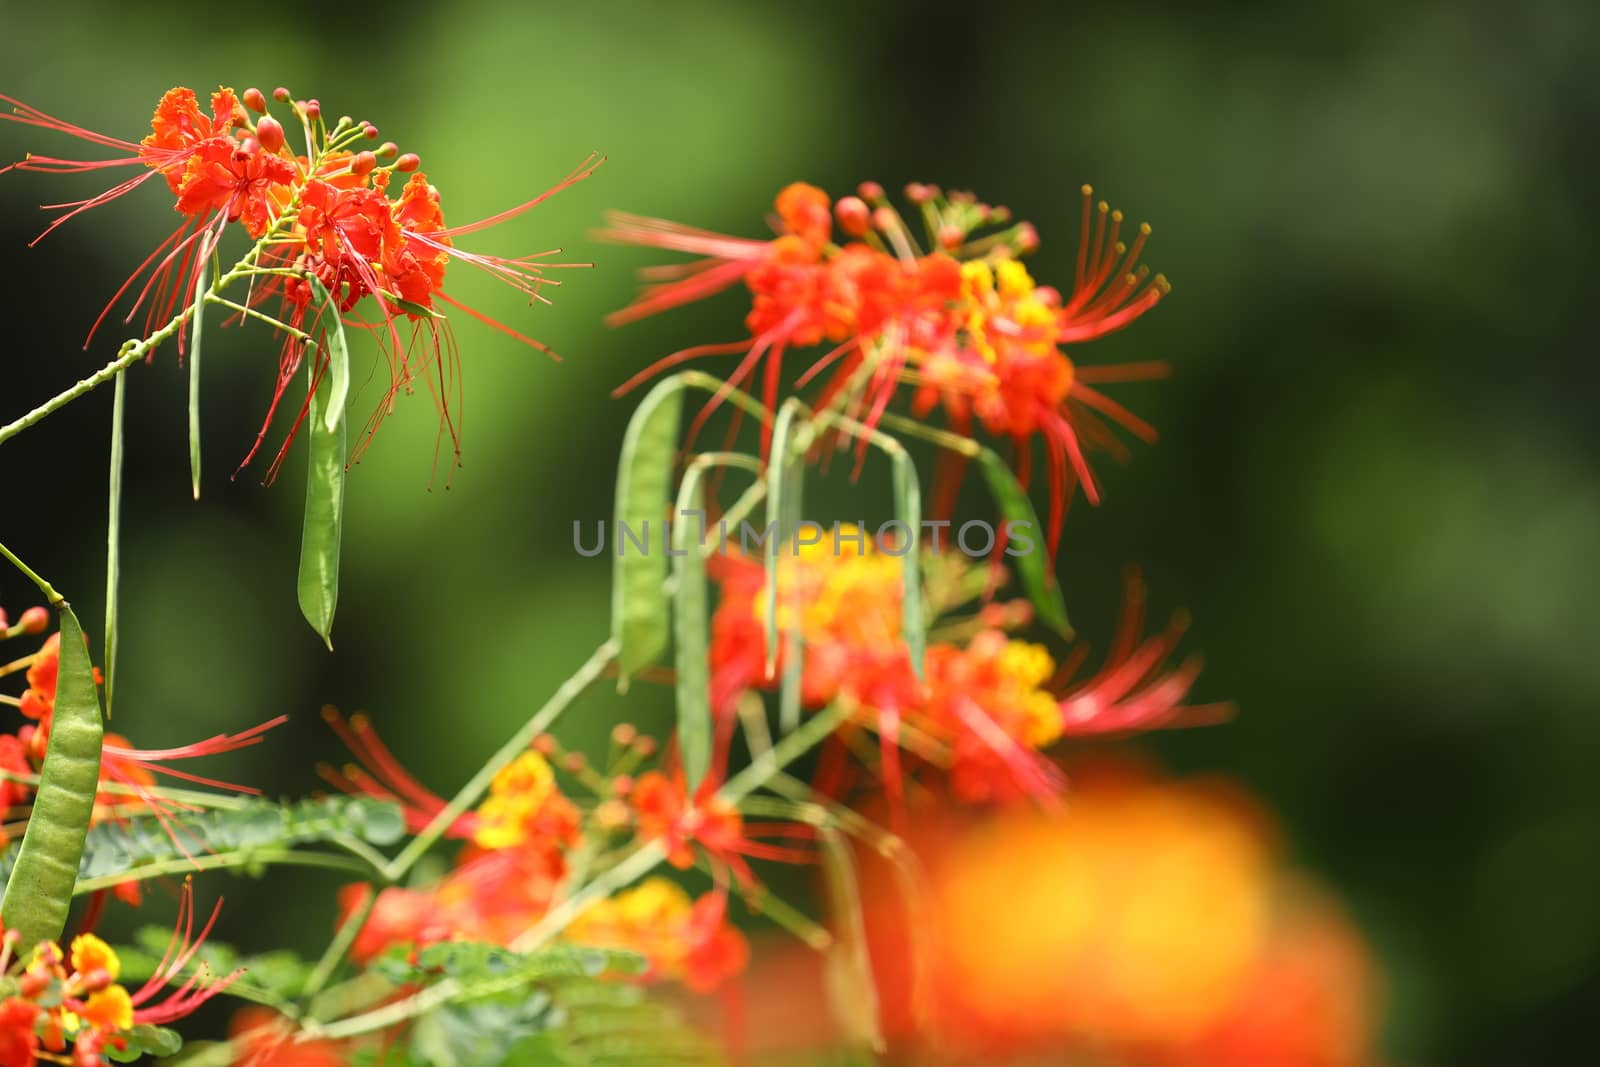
{"left": 302, "top": 99, "right": 321, "bottom": 121}
{"left": 871, "top": 206, "right": 898, "bottom": 233}
{"left": 611, "top": 774, "right": 635, "bottom": 797}
{"left": 904, "top": 182, "right": 934, "bottom": 204}
{"left": 610, "top": 723, "right": 637, "bottom": 747}
{"left": 242, "top": 88, "right": 267, "bottom": 113}
{"left": 857, "top": 180, "right": 884, "bottom": 201}
{"left": 532, "top": 734, "right": 557, "bottom": 756}
{"left": 562, "top": 752, "right": 587, "bottom": 773}
{"left": 632, "top": 736, "right": 657, "bottom": 759}
{"left": 352, "top": 151, "right": 378, "bottom": 176}
{"left": 1015, "top": 222, "right": 1040, "bottom": 253}
{"left": 834, "top": 196, "right": 870, "bottom": 237}
{"left": 376, "top": 141, "right": 398, "bottom": 158}
{"left": 76, "top": 967, "right": 114, "bottom": 993}
{"left": 363, "top": 123, "right": 379, "bottom": 140}
{"left": 17, "top": 606, "right": 49, "bottom": 635}
{"left": 395, "top": 153, "right": 420, "bottom": 173}
{"left": 594, "top": 799, "right": 630, "bottom": 830}
{"left": 938, "top": 223, "right": 965, "bottom": 250}
{"left": 254, "top": 115, "right": 285, "bottom": 154}
{"left": 273, "top": 87, "right": 292, "bottom": 103}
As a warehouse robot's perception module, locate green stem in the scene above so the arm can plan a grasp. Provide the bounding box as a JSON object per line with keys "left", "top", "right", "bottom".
{"left": 104, "top": 371, "right": 126, "bottom": 715}
{"left": 0, "top": 541, "right": 62, "bottom": 606}
{"left": 380, "top": 640, "right": 619, "bottom": 881}
{"left": 73, "top": 847, "right": 375, "bottom": 895}
{"left": 302, "top": 883, "right": 376, "bottom": 997}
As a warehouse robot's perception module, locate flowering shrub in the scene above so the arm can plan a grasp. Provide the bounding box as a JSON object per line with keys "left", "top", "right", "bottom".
{"left": 0, "top": 84, "right": 1383, "bottom": 1065}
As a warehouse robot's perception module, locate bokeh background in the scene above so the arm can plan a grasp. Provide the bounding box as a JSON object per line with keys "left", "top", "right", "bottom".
{"left": 2, "top": 1, "right": 1596, "bottom": 1063}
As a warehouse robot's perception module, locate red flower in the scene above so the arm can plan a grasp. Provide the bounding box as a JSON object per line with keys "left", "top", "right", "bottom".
{"left": 0, "top": 998, "right": 38, "bottom": 1067}
{"left": 173, "top": 136, "right": 297, "bottom": 239}
{"left": 630, "top": 771, "right": 812, "bottom": 892}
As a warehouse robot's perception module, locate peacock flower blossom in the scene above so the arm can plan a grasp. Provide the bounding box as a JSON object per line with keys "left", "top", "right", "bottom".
{"left": 629, "top": 771, "right": 814, "bottom": 895}
{"left": 565, "top": 876, "right": 749, "bottom": 992}
{"left": 705, "top": 538, "right": 1221, "bottom": 808}
{"left": 0, "top": 881, "right": 242, "bottom": 1064}
{"left": 854, "top": 765, "right": 1380, "bottom": 1065}
{"left": 3, "top": 85, "right": 601, "bottom": 481}
{"left": 605, "top": 181, "right": 1171, "bottom": 554}
{"left": 324, "top": 728, "right": 584, "bottom": 961}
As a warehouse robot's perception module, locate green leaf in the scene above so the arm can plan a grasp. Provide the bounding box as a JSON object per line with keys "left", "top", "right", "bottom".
{"left": 975, "top": 447, "right": 1071, "bottom": 637}
{"left": 297, "top": 308, "right": 349, "bottom": 650}
{"left": 890, "top": 447, "right": 924, "bottom": 677}
{"left": 0, "top": 605, "right": 104, "bottom": 947}
{"left": 106, "top": 1025, "right": 183, "bottom": 1062}
{"left": 819, "top": 827, "right": 885, "bottom": 1055}
{"left": 413, "top": 994, "right": 556, "bottom": 1067}
{"left": 0, "top": 796, "right": 403, "bottom": 890}
{"left": 611, "top": 376, "right": 685, "bottom": 687}
{"left": 312, "top": 278, "right": 350, "bottom": 433}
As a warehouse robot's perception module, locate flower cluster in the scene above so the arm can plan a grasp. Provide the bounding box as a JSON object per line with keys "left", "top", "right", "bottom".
{"left": 853, "top": 764, "right": 1381, "bottom": 1066}
{"left": 603, "top": 181, "right": 1169, "bottom": 554}
{"left": 1, "top": 607, "right": 282, "bottom": 901}
{"left": 0, "top": 881, "right": 239, "bottom": 1066}
{"left": 708, "top": 528, "right": 1222, "bottom": 809}
{"left": 3, "top": 85, "right": 600, "bottom": 474}
{"left": 324, "top": 722, "right": 760, "bottom": 991}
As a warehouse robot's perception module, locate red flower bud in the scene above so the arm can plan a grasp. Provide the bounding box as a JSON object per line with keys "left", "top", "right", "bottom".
{"left": 835, "top": 195, "right": 871, "bottom": 237}
{"left": 938, "top": 223, "right": 965, "bottom": 250}
{"left": 17, "top": 606, "right": 49, "bottom": 635}
{"left": 302, "top": 99, "right": 321, "bottom": 121}
{"left": 857, "top": 180, "right": 885, "bottom": 201}
{"left": 352, "top": 151, "right": 378, "bottom": 176}
{"left": 610, "top": 723, "right": 637, "bottom": 747}
{"left": 272, "top": 86, "right": 291, "bottom": 103}
{"left": 254, "top": 115, "right": 285, "bottom": 154}
{"left": 376, "top": 141, "right": 398, "bottom": 158}
{"left": 242, "top": 88, "right": 267, "bottom": 114}
{"left": 362, "top": 123, "right": 379, "bottom": 140}
{"left": 395, "top": 153, "right": 420, "bottom": 173}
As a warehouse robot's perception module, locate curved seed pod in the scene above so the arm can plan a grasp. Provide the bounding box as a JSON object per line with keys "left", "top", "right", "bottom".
{"left": 975, "top": 447, "right": 1071, "bottom": 637}
{"left": 0, "top": 604, "right": 104, "bottom": 947}
{"left": 611, "top": 376, "right": 685, "bottom": 687}
{"left": 297, "top": 285, "right": 348, "bottom": 650}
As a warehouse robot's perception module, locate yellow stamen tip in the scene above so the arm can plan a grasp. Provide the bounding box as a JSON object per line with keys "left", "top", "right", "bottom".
{"left": 1080, "top": 184, "right": 1093, "bottom": 196}
{"left": 1140, "top": 222, "right": 1153, "bottom": 235}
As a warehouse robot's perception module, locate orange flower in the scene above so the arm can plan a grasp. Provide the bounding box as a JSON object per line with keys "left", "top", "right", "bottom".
{"left": 229, "top": 1008, "right": 345, "bottom": 1067}
{"left": 140, "top": 87, "right": 243, "bottom": 187}
{"left": 606, "top": 181, "right": 1172, "bottom": 552}
{"left": 630, "top": 771, "right": 813, "bottom": 893}
{"left": 859, "top": 765, "right": 1380, "bottom": 1065}
{"left": 0, "top": 998, "right": 39, "bottom": 1067}
{"left": 567, "top": 877, "right": 750, "bottom": 993}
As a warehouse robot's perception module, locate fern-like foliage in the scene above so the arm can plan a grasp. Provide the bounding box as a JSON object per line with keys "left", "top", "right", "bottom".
{"left": 0, "top": 796, "right": 403, "bottom": 887}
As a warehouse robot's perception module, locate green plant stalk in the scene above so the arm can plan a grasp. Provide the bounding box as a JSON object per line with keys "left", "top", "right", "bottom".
{"left": 72, "top": 846, "right": 378, "bottom": 895}
{"left": 302, "top": 883, "right": 377, "bottom": 997}
{"left": 380, "top": 639, "right": 621, "bottom": 880}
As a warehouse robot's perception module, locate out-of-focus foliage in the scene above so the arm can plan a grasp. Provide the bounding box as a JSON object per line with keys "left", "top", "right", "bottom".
{"left": 1, "top": 1, "right": 1595, "bottom": 1063}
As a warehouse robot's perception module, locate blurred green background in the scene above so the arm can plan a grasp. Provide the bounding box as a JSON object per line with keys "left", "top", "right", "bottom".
{"left": 2, "top": 1, "right": 1596, "bottom": 1063}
